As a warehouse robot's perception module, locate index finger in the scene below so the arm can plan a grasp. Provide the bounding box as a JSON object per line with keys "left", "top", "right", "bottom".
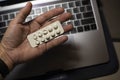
{"left": 34, "top": 8, "right": 64, "bottom": 25}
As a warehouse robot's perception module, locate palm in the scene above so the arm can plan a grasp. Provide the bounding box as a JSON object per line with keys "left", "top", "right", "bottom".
{"left": 13, "top": 21, "right": 51, "bottom": 62}
{"left": 0, "top": 2, "right": 72, "bottom": 64}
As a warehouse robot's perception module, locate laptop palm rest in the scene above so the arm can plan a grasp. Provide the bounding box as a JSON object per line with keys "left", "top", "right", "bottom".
{"left": 6, "top": 31, "right": 109, "bottom": 79}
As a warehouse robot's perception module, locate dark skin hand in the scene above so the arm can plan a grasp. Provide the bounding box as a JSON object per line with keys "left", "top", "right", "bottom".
{"left": 0, "top": 2, "right": 73, "bottom": 70}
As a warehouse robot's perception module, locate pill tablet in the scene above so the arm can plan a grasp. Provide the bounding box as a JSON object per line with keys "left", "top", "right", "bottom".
{"left": 27, "top": 21, "right": 64, "bottom": 47}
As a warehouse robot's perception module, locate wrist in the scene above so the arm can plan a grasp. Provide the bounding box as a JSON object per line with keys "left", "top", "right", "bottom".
{"left": 0, "top": 44, "right": 14, "bottom": 70}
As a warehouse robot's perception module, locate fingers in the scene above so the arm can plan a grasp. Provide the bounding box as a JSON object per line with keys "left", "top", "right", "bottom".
{"left": 63, "top": 24, "right": 73, "bottom": 32}
{"left": 46, "top": 35, "right": 68, "bottom": 50}
{"left": 27, "top": 6, "right": 73, "bottom": 34}
{"left": 14, "top": 2, "right": 32, "bottom": 23}
{"left": 41, "top": 13, "right": 73, "bottom": 33}
{"left": 52, "top": 12, "right": 72, "bottom": 23}
{"left": 41, "top": 12, "right": 72, "bottom": 27}
{"left": 30, "top": 8, "right": 70, "bottom": 32}
{"left": 34, "top": 8, "right": 64, "bottom": 24}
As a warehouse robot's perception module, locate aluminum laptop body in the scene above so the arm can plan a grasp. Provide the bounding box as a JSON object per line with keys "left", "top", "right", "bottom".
{"left": 0, "top": 0, "right": 116, "bottom": 80}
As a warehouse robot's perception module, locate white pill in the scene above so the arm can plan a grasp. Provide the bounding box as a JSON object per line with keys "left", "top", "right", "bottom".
{"left": 41, "top": 38, "right": 45, "bottom": 42}
{"left": 48, "top": 28, "right": 53, "bottom": 32}
{"left": 35, "top": 40, "right": 39, "bottom": 45}
{"left": 33, "top": 34, "right": 37, "bottom": 40}
{"left": 51, "top": 32, "right": 55, "bottom": 37}
{"left": 38, "top": 32, "right": 42, "bottom": 37}
{"left": 56, "top": 30, "right": 61, "bottom": 34}
{"left": 43, "top": 30, "right": 48, "bottom": 35}
{"left": 54, "top": 25, "right": 58, "bottom": 29}
{"left": 46, "top": 35, "right": 50, "bottom": 40}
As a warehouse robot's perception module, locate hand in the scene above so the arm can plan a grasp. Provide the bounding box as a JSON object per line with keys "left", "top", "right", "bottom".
{"left": 0, "top": 2, "right": 73, "bottom": 70}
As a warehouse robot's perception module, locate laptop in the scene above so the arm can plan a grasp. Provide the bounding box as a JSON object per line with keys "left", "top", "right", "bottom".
{"left": 0, "top": 0, "right": 112, "bottom": 80}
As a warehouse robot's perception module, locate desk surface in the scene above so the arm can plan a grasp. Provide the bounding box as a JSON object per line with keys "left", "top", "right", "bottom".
{"left": 92, "top": 42, "right": 120, "bottom": 80}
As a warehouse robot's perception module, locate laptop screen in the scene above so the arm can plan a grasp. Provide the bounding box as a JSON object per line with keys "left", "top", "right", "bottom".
{"left": 0, "top": 0, "right": 32, "bottom": 6}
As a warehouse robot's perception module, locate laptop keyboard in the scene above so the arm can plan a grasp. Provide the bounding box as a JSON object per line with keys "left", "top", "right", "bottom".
{"left": 0, "top": 0, "right": 97, "bottom": 39}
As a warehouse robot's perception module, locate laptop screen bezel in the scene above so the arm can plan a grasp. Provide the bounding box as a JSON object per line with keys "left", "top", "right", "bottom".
{"left": 0, "top": 0, "right": 32, "bottom": 6}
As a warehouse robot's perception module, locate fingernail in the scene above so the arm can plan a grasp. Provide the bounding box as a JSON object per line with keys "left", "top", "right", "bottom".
{"left": 25, "top": 2, "right": 31, "bottom": 7}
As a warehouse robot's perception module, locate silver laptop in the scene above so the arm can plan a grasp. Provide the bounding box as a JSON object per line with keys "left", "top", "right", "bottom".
{"left": 0, "top": 0, "right": 109, "bottom": 79}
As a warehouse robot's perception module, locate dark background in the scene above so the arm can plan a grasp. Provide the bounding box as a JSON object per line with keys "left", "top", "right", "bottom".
{"left": 0, "top": 0, "right": 32, "bottom": 6}
{"left": 101, "top": 0, "right": 120, "bottom": 41}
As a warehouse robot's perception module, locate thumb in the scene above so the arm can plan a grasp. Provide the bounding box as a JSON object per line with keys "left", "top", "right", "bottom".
{"left": 14, "top": 2, "right": 32, "bottom": 23}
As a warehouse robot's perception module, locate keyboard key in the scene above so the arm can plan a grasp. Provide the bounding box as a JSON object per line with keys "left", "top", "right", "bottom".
{"left": 76, "top": 13, "right": 82, "bottom": 19}
{"left": 36, "top": 8, "right": 41, "bottom": 14}
{"left": 73, "top": 8, "right": 79, "bottom": 13}
{"left": 77, "top": 26, "right": 84, "bottom": 32}
{"left": 71, "top": 28, "right": 77, "bottom": 33}
{"left": 0, "top": 22, "right": 6, "bottom": 27}
{"left": 0, "top": 27, "right": 7, "bottom": 33}
{"left": 68, "top": 2, "right": 75, "bottom": 8}
{"left": 86, "top": 6, "right": 92, "bottom": 11}
{"left": 6, "top": 20, "right": 11, "bottom": 26}
{"left": 84, "top": 25, "right": 90, "bottom": 31}
{"left": 9, "top": 13, "right": 15, "bottom": 19}
{"left": 3, "top": 14, "right": 8, "bottom": 20}
{"left": 80, "top": 7, "right": 85, "bottom": 12}
{"left": 42, "top": 7, "right": 48, "bottom": 13}
{"left": 66, "top": 9, "right": 73, "bottom": 13}
{"left": 91, "top": 24, "right": 97, "bottom": 30}
{"left": 74, "top": 20, "right": 80, "bottom": 26}
{"left": 55, "top": 4, "right": 61, "bottom": 8}
{"left": 49, "top": 6, "right": 54, "bottom": 10}
{"left": 83, "top": 12, "right": 93, "bottom": 18}
{"left": 62, "top": 3, "right": 68, "bottom": 8}
{"left": 30, "top": 10, "right": 35, "bottom": 15}
{"left": 82, "top": 0, "right": 90, "bottom": 5}
{"left": 70, "top": 15, "right": 76, "bottom": 20}
{"left": 81, "top": 18, "right": 95, "bottom": 25}
{"left": 75, "top": 1, "right": 81, "bottom": 6}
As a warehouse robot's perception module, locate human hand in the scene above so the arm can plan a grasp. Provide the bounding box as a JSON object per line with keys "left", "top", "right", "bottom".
{"left": 0, "top": 2, "right": 73, "bottom": 70}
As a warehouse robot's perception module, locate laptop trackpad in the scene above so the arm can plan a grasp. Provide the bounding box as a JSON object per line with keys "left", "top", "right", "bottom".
{"left": 5, "top": 34, "right": 109, "bottom": 79}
